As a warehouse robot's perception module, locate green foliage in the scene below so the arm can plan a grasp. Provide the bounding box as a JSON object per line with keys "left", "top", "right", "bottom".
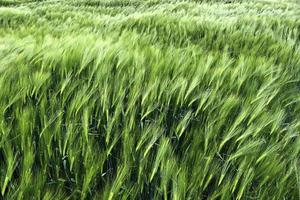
{"left": 0, "top": 0, "right": 300, "bottom": 199}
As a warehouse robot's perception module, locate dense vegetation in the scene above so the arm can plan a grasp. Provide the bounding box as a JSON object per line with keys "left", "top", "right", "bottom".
{"left": 0, "top": 0, "right": 300, "bottom": 199}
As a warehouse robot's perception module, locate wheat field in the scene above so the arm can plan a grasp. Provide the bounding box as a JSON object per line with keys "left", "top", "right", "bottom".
{"left": 0, "top": 0, "right": 300, "bottom": 199}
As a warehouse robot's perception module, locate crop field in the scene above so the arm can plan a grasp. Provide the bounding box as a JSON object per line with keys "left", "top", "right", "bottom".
{"left": 0, "top": 0, "right": 300, "bottom": 199}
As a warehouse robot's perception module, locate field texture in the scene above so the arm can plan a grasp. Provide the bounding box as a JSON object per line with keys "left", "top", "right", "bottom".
{"left": 0, "top": 0, "right": 300, "bottom": 199}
